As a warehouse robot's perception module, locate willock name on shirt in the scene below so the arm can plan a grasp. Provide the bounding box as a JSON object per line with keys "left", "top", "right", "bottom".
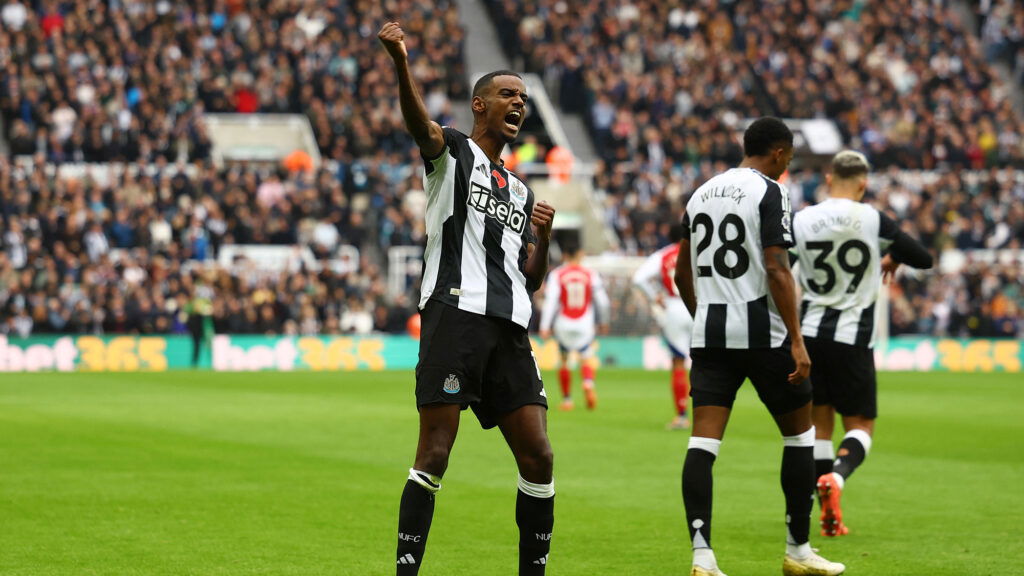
{"left": 700, "top": 185, "right": 747, "bottom": 204}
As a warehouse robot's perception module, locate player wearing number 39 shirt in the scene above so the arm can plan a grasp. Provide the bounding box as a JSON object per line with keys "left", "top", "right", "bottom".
{"left": 792, "top": 150, "right": 933, "bottom": 540}
{"left": 674, "top": 117, "right": 845, "bottom": 576}
{"left": 539, "top": 242, "right": 610, "bottom": 411}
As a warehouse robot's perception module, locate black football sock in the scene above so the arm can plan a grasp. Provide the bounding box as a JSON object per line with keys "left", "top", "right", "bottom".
{"left": 516, "top": 476, "right": 555, "bottom": 575}
{"left": 396, "top": 469, "right": 440, "bottom": 575}
{"left": 833, "top": 429, "right": 872, "bottom": 481}
{"left": 683, "top": 437, "right": 720, "bottom": 558}
{"left": 781, "top": 430, "right": 815, "bottom": 549}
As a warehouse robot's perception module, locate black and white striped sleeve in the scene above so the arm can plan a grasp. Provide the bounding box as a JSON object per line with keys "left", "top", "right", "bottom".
{"left": 759, "top": 181, "right": 793, "bottom": 248}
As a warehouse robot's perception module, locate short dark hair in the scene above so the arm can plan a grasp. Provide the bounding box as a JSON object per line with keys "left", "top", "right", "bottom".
{"left": 473, "top": 70, "right": 522, "bottom": 98}
{"left": 743, "top": 117, "right": 794, "bottom": 157}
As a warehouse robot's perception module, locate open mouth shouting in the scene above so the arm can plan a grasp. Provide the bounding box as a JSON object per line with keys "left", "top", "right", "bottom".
{"left": 504, "top": 109, "right": 523, "bottom": 132}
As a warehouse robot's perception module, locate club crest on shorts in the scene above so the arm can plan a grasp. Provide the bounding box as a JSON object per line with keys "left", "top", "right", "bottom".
{"left": 443, "top": 374, "right": 460, "bottom": 394}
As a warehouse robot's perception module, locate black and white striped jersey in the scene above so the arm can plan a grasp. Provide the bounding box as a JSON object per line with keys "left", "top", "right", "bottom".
{"left": 419, "top": 128, "right": 538, "bottom": 329}
{"left": 681, "top": 167, "right": 794, "bottom": 349}
{"left": 792, "top": 198, "right": 897, "bottom": 348}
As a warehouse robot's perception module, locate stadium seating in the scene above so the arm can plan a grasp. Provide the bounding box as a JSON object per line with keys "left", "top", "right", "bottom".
{"left": 0, "top": 0, "right": 455, "bottom": 337}
{"left": 485, "top": 0, "right": 1023, "bottom": 338}
{"left": 0, "top": 0, "right": 1021, "bottom": 339}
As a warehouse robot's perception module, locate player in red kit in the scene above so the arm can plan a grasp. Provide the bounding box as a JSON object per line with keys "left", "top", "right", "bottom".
{"left": 539, "top": 242, "right": 610, "bottom": 410}
{"left": 633, "top": 225, "right": 695, "bottom": 429}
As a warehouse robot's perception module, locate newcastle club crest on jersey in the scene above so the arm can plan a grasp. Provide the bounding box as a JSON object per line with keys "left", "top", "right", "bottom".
{"left": 443, "top": 374, "right": 461, "bottom": 394}
{"left": 510, "top": 179, "right": 527, "bottom": 201}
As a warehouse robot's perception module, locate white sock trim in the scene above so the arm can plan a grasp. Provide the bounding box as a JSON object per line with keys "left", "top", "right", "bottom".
{"left": 688, "top": 436, "right": 722, "bottom": 457}
{"left": 408, "top": 468, "right": 442, "bottom": 493}
{"left": 783, "top": 426, "right": 815, "bottom": 448}
{"left": 814, "top": 439, "right": 835, "bottom": 460}
{"left": 518, "top": 474, "right": 555, "bottom": 498}
{"left": 844, "top": 428, "right": 872, "bottom": 455}
{"left": 692, "top": 547, "right": 717, "bottom": 570}
{"left": 786, "top": 542, "right": 812, "bottom": 559}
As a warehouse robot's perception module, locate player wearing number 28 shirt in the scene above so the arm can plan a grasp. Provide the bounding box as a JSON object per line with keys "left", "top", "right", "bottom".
{"left": 674, "top": 117, "right": 844, "bottom": 576}
{"left": 792, "top": 150, "right": 933, "bottom": 539}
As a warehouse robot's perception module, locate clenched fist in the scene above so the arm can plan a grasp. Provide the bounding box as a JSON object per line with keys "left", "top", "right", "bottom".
{"left": 378, "top": 22, "right": 408, "bottom": 61}
{"left": 531, "top": 201, "right": 555, "bottom": 242}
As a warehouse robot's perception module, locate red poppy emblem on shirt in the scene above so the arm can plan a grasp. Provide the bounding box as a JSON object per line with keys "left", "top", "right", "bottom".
{"left": 491, "top": 169, "right": 507, "bottom": 189}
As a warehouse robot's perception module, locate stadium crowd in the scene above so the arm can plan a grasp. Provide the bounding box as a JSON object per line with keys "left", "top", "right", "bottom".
{"left": 872, "top": 168, "right": 1023, "bottom": 338}
{"left": 0, "top": 0, "right": 451, "bottom": 338}
{"left": 487, "top": 0, "right": 1024, "bottom": 338}
{"left": 0, "top": 158, "right": 424, "bottom": 338}
{"left": 488, "top": 0, "right": 1024, "bottom": 237}
{"left": 1, "top": 0, "right": 1022, "bottom": 339}
{"left": 974, "top": 0, "right": 1024, "bottom": 89}
{"left": 489, "top": 0, "right": 1024, "bottom": 171}
{"left": 1, "top": 0, "right": 465, "bottom": 163}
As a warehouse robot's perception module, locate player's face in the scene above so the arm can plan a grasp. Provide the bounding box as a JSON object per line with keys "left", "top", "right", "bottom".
{"left": 482, "top": 75, "right": 528, "bottom": 143}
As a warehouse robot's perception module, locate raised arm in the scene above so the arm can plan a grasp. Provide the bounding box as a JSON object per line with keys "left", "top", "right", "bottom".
{"left": 378, "top": 22, "right": 444, "bottom": 158}
{"left": 764, "top": 245, "right": 810, "bottom": 385}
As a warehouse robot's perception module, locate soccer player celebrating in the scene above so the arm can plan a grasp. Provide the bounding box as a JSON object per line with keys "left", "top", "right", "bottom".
{"left": 674, "top": 117, "right": 845, "bottom": 576}
{"left": 792, "top": 150, "right": 933, "bottom": 537}
{"left": 379, "top": 22, "right": 557, "bottom": 575}
{"left": 539, "top": 239, "right": 611, "bottom": 411}
{"left": 633, "top": 224, "right": 695, "bottom": 429}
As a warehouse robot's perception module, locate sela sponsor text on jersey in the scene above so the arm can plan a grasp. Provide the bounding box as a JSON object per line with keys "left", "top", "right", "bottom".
{"left": 469, "top": 182, "right": 527, "bottom": 233}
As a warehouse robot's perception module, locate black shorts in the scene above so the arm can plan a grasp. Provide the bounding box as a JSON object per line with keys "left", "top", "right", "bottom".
{"left": 415, "top": 300, "right": 547, "bottom": 429}
{"left": 690, "top": 345, "right": 812, "bottom": 416}
{"left": 806, "top": 337, "right": 877, "bottom": 419}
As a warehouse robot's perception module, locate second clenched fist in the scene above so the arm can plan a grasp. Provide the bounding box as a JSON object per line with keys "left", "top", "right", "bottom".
{"left": 531, "top": 201, "right": 555, "bottom": 241}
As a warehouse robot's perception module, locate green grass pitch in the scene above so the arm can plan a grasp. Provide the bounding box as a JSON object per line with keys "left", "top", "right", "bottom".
{"left": 1, "top": 370, "right": 1022, "bottom": 575}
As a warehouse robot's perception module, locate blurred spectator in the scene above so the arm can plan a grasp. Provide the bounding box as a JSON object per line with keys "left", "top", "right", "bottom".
{"left": 1, "top": 0, "right": 29, "bottom": 31}
{"left": 340, "top": 296, "right": 374, "bottom": 335}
